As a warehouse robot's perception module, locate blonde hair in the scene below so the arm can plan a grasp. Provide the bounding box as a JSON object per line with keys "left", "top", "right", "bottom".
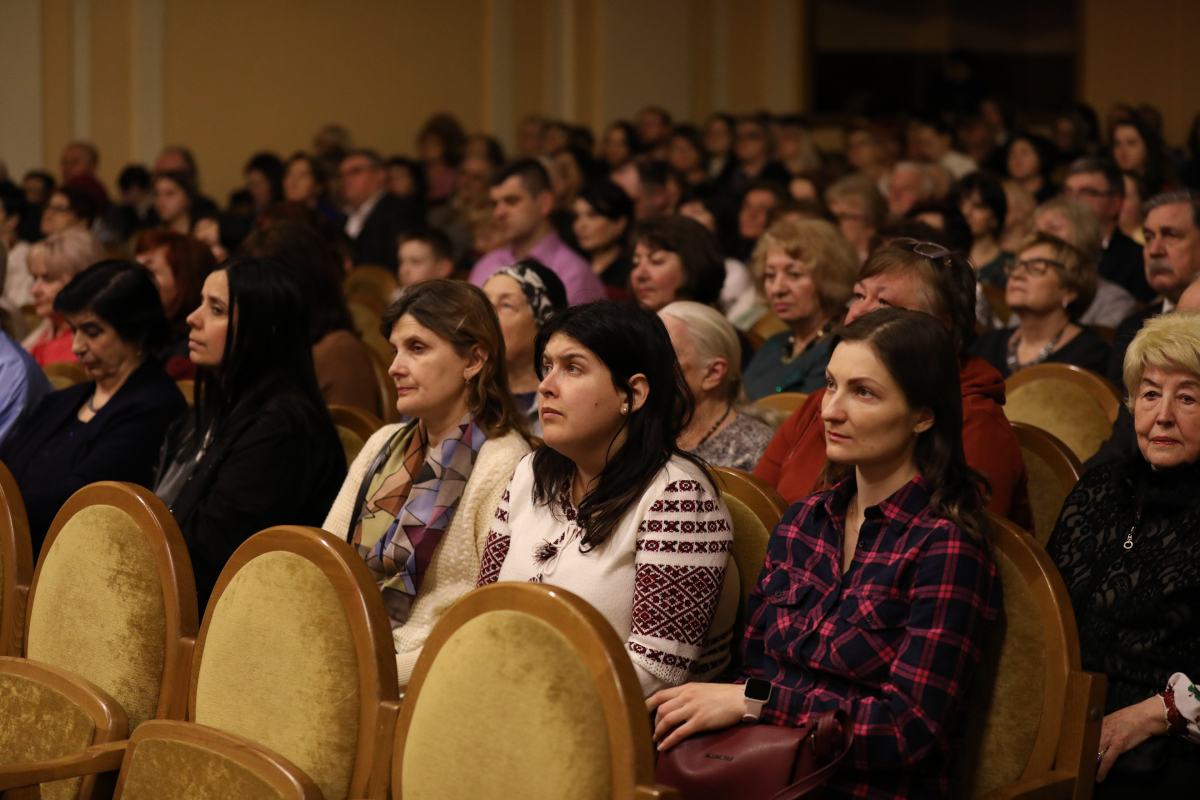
{"left": 660, "top": 301, "right": 744, "bottom": 404}
{"left": 1033, "top": 196, "right": 1103, "bottom": 264}
{"left": 751, "top": 218, "right": 858, "bottom": 315}
{"left": 27, "top": 228, "right": 106, "bottom": 282}
{"left": 1016, "top": 230, "right": 1097, "bottom": 320}
{"left": 1123, "top": 311, "right": 1200, "bottom": 408}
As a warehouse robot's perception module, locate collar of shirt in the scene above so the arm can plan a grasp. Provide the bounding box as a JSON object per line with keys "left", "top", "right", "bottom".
{"left": 1163, "top": 297, "right": 1177, "bottom": 314}
{"left": 817, "top": 473, "right": 932, "bottom": 539}
{"left": 344, "top": 190, "right": 386, "bottom": 239}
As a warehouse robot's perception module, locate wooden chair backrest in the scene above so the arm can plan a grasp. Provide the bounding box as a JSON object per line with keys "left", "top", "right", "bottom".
{"left": 176, "top": 379, "right": 194, "bottom": 407}
{"left": 1004, "top": 363, "right": 1122, "bottom": 462}
{"left": 344, "top": 265, "right": 399, "bottom": 305}
{"left": 952, "top": 512, "right": 1087, "bottom": 798}
{"left": 750, "top": 311, "right": 788, "bottom": 341}
{"left": 982, "top": 284, "right": 1010, "bottom": 325}
{"left": 710, "top": 467, "right": 786, "bottom": 612}
{"left": 25, "top": 482, "right": 199, "bottom": 726}
{"left": 190, "top": 526, "right": 398, "bottom": 800}
{"left": 0, "top": 461, "right": 33, "bottom": 657}
{"left": 112, "top": 719, "right": 323, "bottom": 800}
{"left": 329, "top": 405, "right": 384, "bottom": 467}
{"left": 393, "top": 583, "right": 675, "bottom": 800}
{"left": 752, "top": 392, "right": 809, "bottom": 416}
{"left": 1011, "top": 423, "right": 1083, "bottom": 545}
{"left": 43, "top": 360, "right": 90, "bottom": 390}
{"left": 365, "top": 347, "right": 400, "bottom": 424}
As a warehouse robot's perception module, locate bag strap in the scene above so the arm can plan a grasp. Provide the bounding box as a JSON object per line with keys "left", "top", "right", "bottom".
{"left": 767, "top": 709, "right": 854, "bottom": 800}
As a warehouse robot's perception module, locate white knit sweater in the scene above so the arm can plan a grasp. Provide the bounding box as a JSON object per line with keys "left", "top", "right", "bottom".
{"left": 478, "top": 454, "right": 739, "bottom": 696}
{"left": 322, "top": 423, "right": 530, "bottom": 685}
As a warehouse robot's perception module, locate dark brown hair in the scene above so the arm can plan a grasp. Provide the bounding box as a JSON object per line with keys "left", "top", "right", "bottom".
{"left": 820, "top": 308, "right": 990, "bottom": 539}
{"left": 380, "top": 280, "right": 527, "bottom": 441}
{"left": 632, "top": 215, "right": 726, "bottom": 306}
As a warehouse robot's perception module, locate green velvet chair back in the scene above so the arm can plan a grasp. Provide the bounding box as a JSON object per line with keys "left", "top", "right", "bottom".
{"left": 710, "top": 467, "right": 786, "bottom": 614}
{"left": 24, "top": 482, "right": 198, "bottom": 731}
{"left": 111, "top": 719, "right": 322, "bottom": 800}
{"left": 394, "top": 583, "right": 673, "bottom": 800}
{"left": 952, "top": 513, "right": 1083, "bottom": 798}
{"left": 328, "top": 405, "right": 383, "bottom": 468}
{"left": 1003, "top": 363, "right": 1122, "bottom": 462}
{"left": 0, "top": 461, "right": 33, "bottom": 657}
{"left": 190, "top": 526, "right": 398, "bottom": 800}
{"left": 1011, "top": 423, "right": 1083, "bottom": 545}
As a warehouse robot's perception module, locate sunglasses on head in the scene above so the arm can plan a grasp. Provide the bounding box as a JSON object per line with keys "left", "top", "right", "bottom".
{"left": 891, "top": 237, "right": 951, "bottom": 261}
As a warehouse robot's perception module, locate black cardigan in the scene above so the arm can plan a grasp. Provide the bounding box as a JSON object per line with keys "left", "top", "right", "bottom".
{"left": 156, "top": 392, "right": 346, "bottom": 611}
{"left": 0, "top": 358, "right": 187, "bottom": 554}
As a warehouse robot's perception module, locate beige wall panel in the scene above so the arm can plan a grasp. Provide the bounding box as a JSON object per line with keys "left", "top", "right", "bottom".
{"left": 688, "top": 0, "right": 714, "bottom": 121}
{"left": 599, "top": 0, "right": 690, "bottom": 124}
{"left": 1080, "top": 0, "right": 1200, "bottom": 146}
{"left": 43, "top": 0, "right": 74, "bottom": 170}
{"left": 725, "top": 0, "right": 766, "bottom": 112}
{"left": 91, "top": 0, "right": 134, "bottom": 187}
{"left": 573, "top": 0, "right": 603, "bottom": 132}
{"left": 0, "top": 0, "right": 44, "bottom": 179}
{"left": 511, "top": 0, "right": 546, "bottom": 131}
{"left": 162, "top": 0, "right": 486, "bottom": 201}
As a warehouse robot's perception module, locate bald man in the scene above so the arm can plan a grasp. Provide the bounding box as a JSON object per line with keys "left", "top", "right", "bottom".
{"left": 1084, "top": 278, "right": 1200, "bottom": 471}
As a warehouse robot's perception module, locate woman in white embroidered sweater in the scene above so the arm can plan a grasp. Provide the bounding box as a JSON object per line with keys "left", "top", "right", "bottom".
{"left": 323, "top": 280, "right": 530, "bottom": 686}
{"left": 477, "top": 300, "right": 739, "bottom": 697}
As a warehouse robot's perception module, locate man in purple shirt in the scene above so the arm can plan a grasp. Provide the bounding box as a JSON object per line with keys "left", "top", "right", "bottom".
{"left": 469, "top": 159, "right": 605, "bottom": 304}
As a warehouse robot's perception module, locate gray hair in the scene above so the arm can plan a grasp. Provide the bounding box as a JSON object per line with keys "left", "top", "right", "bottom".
{"left": 659, "top": 301, "right": 744, "bottom": 404}
{"left": 1142, "top": 189, "right": 1200, "bottom": 231}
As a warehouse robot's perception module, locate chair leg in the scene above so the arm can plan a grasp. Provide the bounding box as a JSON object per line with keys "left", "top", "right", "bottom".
{"left": 1057, "top": 670, "right": 1107, "bottom": 800}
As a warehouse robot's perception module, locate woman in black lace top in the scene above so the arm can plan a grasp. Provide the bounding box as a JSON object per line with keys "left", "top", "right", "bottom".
{"left": 1046, "top": 311, "right": 1200, "bottom": 796}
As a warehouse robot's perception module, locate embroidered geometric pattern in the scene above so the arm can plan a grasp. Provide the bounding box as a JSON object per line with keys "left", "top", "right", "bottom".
{"left": 632, "top": 564, "right": 723, "bottom": 644}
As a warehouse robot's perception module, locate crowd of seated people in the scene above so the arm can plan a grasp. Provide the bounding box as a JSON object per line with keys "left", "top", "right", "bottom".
{"left": 1, "top": 97, "right": 1199, "bottom": 798}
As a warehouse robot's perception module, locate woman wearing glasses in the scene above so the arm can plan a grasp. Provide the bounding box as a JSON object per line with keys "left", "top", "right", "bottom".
{"left": 969, "top": 231, "right": 1110, "bottom": 378}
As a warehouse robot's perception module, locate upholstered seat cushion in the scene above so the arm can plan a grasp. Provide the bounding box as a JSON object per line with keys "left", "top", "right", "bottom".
{"left": 1004, "top": 382, "right": 1111, "bottom": 462}
{"left": 26, "top": 504, "right": 167, "bottom": 730}
{"left": 0, "top": 671, "right": 95, "bottom": 800}
{"left": 119, "top": 737, "right": 285, "bottom": 800}
{"left": 194, "top": 551, "right": 361, "bottom": 800}
{"left": 402, "top": 609, "right": 612, "bottom": 800}
{"left": 952, "top": 547, "right": 1046, "bottom": 798}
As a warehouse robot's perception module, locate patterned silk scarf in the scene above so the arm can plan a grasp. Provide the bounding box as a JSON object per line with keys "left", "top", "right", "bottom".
{"left": 351, "top": 412, "right": 487, "bottom": 628}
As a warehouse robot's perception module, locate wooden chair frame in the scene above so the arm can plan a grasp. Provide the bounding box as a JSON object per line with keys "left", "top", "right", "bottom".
{"left": 26, "top": 481, "right": 199, "bottom": 723}
{"left": 1005, "top": 363, "right": 1123, "bottom": 424}
{"left": 190, "top": 526, "right": 401, "bottom": 800}
{"left": 751, "top": 392, "right": 809, "bottom": 416}
{"left": 0, "top": 656, "right": 129, "bottom": 797}
{"left": 344, "top": 265, "right": 400, "bottom": 303}
{"left": 109, "top": 720, "right": 323, "bottom": 800}
{"left": 974, "top": 514, "right": 1106, "bottom": 800}
{"left": 0, "top": 462, "right": 33, "bottom": 657}
{"left": 982, "top": 284, "right": 1011, "bottom": 326}
{"left": 329, "top": 405, "right": 385, "bottom": 445}
{"left": 710, "top": 467, "right": 787, "bottom": 526}
{"left": 392, "top": 582, "right": 678, "bottom": 800}
{"left": 366, "top": 347, "right": 400, "bottom": 424}
{"left": 42, "top": 360, "right": 90, "bottom": 390}
{"left": 1011, "top": 422, "right": 1083, "bottom": 544}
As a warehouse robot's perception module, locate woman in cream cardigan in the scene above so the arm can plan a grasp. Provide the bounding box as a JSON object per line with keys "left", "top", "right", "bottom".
{"left": 323, "top": 280, "right": 530, "bottom": 686}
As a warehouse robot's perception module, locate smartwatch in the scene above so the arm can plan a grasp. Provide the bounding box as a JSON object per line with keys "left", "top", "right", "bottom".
{"left": 742, "top": 678, "right": 772, "bottom": 723}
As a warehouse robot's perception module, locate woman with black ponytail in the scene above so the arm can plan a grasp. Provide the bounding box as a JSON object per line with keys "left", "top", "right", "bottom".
{"left": 476, "top": 300, "right": 739, "bottom": 696}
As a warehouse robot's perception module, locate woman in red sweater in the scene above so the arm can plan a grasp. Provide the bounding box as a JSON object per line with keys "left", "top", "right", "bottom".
{"left": 755, "top": 239, "right": 1032, "bottom": 530}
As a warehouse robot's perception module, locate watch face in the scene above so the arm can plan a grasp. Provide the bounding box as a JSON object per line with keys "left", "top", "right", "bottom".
{"left": 745, "top": 678, "right": 771, "bottom": 702}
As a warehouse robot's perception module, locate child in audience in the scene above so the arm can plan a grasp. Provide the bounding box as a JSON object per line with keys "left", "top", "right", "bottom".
{"left": 393, "top": 228, "right": 455, "bottom": 301}
{"left": 650, "top": 308, "right": 1000, "bottom": 799}
{"left": 476, "top": 301, "right": 739, "bottom": 696}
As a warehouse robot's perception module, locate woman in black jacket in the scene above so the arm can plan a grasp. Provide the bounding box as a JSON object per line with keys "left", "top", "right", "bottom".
{"left": 154, "top": 256, "right": 345, "bottom": 610}
{"left": 1, "top": 260, "right": 186, "bottom": 554}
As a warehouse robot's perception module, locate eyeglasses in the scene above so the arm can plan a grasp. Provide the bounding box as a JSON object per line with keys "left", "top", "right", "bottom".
{"left": 1005, "top": 257, "right": 1064, "bottom": 277}
{"left": 891, "top": 237, "right": 951, "bottom": 261}
{"left": 1064, "top": 186, "right": 1114, "bottom": 199}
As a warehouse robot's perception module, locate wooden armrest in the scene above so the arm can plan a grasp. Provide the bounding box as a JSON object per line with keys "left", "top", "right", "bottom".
{"left": 635, "top": 785, "right": 683, "bottom": 799}
{"left": 0, "top": 740, "right": 127, "bottom": 790}
{"left": 980, "top": 770, "right": 1076, "bottom": 800}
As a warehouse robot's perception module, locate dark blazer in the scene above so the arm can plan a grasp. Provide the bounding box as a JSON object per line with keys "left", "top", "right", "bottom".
{"left": 1098, "top": 230, "right": 1154, "bottom": 303}
{"left": 0, "top": 358, "right": 186, "bottom": 554}
{"left": 156, "top": 392, "right": 346, "bottom": 610}
{"left": 350, "top": 192, "right": 423, "bottom": 269}
{"left": 1106, "top": 301, "right": 1165, "bottom": 388}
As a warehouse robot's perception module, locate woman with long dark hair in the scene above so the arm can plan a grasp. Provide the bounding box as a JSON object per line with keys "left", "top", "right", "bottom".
{"left": 322, "top": 280, "right": 531, "bottom": 686}
{"left": 477, "top": 301, "right": 738, "bottom": 696}
{"left": 573, "top": 180, "right": 634, "bottom": 296}
{"left": 153, "top": 256, "right": 346, "bottom": 609}
{"left": 1111, "top": 117, "right": 1175, "bottom": 196}
{"left": 649, "top": 308, "right": 1000, "bottom": 799}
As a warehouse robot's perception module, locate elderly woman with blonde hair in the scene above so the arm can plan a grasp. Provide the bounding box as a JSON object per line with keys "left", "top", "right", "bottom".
{"left": 1033, "top": 196, "right": 1138, "bottom": 328}
{"left": 742, "top": 218, "right": 859, "bottom": 400}
{"left": 1047, "top": 311, "right": 1200, "bottom": 795}
{"left": 659, "top": 300, "right": 775, "bottom": 471}
{"left": 22, "top": 228, "right": 107, "bottom": 365}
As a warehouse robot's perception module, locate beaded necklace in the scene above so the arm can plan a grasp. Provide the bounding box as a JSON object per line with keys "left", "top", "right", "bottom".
{"left": 695, "top": 404, "right": 732, "bottom": 447}
{"left": 1006, "top": 325, "right": 1068, "bottom": 373}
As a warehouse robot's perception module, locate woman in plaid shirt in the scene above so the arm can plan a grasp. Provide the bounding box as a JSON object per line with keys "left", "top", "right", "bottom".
{"left": 650, "top": 308, "right": 1001, "bottom": 800}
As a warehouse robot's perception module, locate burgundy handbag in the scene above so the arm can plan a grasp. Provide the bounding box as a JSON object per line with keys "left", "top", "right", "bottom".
{"left": 654, "top": 709, "right": 853, "bottom": 800}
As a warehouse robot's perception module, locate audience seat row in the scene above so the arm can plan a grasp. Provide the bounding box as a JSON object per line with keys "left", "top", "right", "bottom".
{"left": 0, "top": 425, "right": 1104, "bottom": 799}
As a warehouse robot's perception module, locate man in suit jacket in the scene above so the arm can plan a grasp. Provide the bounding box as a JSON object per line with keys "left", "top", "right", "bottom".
{"left": 1064, "top": 157, "right": 1155, "bottom": 302}
{"left": 340, "top": 149, "right": 422, "bottom": 270}
{"left": 1105, "top": 191, "right": 1200, "bottom": 387}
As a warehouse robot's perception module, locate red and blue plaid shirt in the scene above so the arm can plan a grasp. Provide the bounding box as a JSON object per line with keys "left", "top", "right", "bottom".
{"left": 737, "top": 475, "right": 1000, "bottom": 800}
